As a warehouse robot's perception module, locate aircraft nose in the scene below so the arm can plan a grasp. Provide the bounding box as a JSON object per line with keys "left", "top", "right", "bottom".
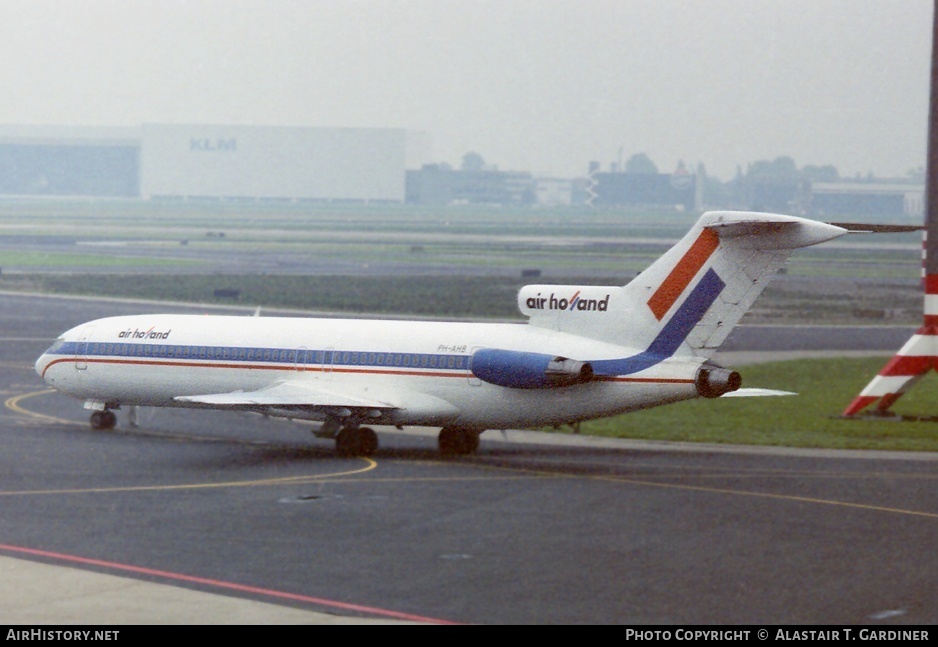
{"left": 35, "top": 354, "right": 48, "bottom": 379}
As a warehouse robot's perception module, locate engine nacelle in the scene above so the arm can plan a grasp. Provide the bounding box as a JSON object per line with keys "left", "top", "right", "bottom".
{"left": 471, "top": 349, "right": 593, "bottom": 389}
{"left": 695, "top": 364, "right": 742, "bottom": 399}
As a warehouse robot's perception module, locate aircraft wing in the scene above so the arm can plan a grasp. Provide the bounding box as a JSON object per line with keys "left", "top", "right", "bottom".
{"left": 175, "top": 380, "right": 398, "bottom": 411}
{"left": 174, "top": 380, "right": 461, "bottom": 424}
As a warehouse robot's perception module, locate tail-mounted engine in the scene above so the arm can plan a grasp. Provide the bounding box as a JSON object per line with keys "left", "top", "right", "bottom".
{"left": 695, "top": 363, "right": 742, "bottom": 398}
{"left": 471, "top": 349, "right": 593, "bottom": 389}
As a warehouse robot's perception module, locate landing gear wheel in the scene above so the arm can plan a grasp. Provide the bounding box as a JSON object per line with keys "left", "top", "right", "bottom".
{"left": 335, "top": 427, "right": 358, "bottom": 457}
{"left": 358, "top": 427, "right": 379, "bottom": 457}
{"left": 90, "top": 410, "right": 117, "bottom": 430}
{"left": 335, "top": 426, "right": 379, "bottom": 457}
{"left": 438, "top": 427, "right": 480, "bottom": 456}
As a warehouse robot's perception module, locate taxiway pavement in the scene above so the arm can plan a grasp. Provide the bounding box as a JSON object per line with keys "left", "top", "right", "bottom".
{"left": 1, "top": 293, "right": 936, "bottom": 625}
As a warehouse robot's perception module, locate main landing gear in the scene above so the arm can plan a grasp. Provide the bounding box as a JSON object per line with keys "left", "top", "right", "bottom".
{"left": 438, "top": 426, "right": 481, "bottom": 456}
{"left": 317, "top": 419, "right": 482, "bottom": 458}
{"left": 314, "top": 419, "right": 379, "bottom": 457}
{"left": 89, "top": 410, "right": 117, "bottom": 430}
{"left": 334, "top": 425, "right": 379, "bottom": 458}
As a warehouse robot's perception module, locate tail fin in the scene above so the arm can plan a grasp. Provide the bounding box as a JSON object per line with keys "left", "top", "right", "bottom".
{"left": 520, "top": 211, "right": 846, "bottom": 356}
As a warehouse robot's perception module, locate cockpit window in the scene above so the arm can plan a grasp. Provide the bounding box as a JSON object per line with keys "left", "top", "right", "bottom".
{"left": 46, "top": 338, "right": 67, "bottom": 354}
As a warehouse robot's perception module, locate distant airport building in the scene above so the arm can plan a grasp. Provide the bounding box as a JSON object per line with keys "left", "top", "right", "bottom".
{"left": 586, "top": 161, "right": 701, "bottom": 211}
{"left": 809, "top": 182, "right": 924, "bottom": 218}
{"left": 0, "top": 125, "right": 431, "bottom": 203}
{"left": 405, "top": 164, "right": 536, "bottom": 206}
{"left": 534, "top": 177, "right": 573, "bottom": 206}
{"left": 0, "top": 126, "right": 140, "bottom": 198}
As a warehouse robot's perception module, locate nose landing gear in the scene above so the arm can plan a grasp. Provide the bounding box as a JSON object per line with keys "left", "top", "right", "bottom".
{"left": 90, "top": 409, "right": 117, "bottom": 430}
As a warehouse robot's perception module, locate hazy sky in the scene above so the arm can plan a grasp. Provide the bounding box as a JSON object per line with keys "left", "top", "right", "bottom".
{"left": 0, "top": 0, "right": 932, "bottom": 181}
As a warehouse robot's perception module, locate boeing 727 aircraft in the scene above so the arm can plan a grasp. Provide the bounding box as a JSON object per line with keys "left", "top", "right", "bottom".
{"left": 35, "top": 211, "right": 846, "bottom": 456}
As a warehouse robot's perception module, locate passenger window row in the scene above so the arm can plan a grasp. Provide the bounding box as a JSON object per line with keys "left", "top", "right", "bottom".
{"left": 76, "top": 342, "right": 468, "bottom": 370}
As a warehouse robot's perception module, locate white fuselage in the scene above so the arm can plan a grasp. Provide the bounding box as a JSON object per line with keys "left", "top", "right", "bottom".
{"left": 35, "top": 313, "right": 701, "bottom": 430}
{"left": 34, "top": 212, "right": 849, "bottom": 447}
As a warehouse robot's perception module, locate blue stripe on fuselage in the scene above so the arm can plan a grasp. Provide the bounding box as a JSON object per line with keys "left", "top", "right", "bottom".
{"left": 593, "top": 268, "right": 725, "bottom": 376}
{"left": 44, "top": 269, "right": 725, "bottom": 382}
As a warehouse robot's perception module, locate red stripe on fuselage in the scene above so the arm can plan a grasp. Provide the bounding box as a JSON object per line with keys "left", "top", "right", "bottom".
{"left": 647, "top": 228, "right": 720, "bottom": 321}
{"left": 43, "top": 357, "right": 692, "bottom": 387}
{"left": 40, "top": 357, "right": 467, "bottom": 380}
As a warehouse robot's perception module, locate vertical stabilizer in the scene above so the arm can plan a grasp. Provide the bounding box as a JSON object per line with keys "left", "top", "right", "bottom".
{"left": 522, "top": 211, "right": 846, "bottom": 361}
{"left": 617, "top": 211, "right": 844, "bottom": 358}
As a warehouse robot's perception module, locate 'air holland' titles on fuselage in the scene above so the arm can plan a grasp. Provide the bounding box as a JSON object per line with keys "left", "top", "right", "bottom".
{"left": 118, "top": 327, "right": 172, "bottom": 340}
{"left": 524, "top": 291, "right": 610, "bottom": 312}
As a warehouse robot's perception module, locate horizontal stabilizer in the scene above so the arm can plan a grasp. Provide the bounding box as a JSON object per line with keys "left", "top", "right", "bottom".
{"left": 828, "top": 222, "right": 923, "bottom": 233}
{"left": 719, "top": 388, "right": 797, "bottom": 398}
{"left": 704, "top": 214, "right": 846, "bottom": 248}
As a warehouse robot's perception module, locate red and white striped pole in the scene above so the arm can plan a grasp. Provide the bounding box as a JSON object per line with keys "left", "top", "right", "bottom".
{"left": 843, "top": 1, "right": 938, "bottom": 417}
{"left": 842, "top": 273, "right": 938, "bottom": 416}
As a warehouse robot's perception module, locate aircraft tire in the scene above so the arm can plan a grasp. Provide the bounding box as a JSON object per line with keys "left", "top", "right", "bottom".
{"left": 438, "top": 426, "right": 480, "bottom": 456}
{"left": 335, "top": 427, "right": 359, "bottom": 457}
{"left": 358, "top": 427, "right": 378, "bottom": 457}
{"left": 90, "top": 410, "right": 117, "bottom": 430}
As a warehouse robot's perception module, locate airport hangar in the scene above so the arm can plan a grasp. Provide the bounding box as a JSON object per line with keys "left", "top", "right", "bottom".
{"left": 0, "top": 124, "right": 432, "bottom": 203}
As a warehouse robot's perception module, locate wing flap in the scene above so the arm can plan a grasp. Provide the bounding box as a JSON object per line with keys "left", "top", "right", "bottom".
{"left": 174, "top": 380, "right": 461, "bottom": 425}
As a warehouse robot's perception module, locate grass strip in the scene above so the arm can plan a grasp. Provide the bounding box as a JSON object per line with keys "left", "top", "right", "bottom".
{"left": 577, "top": 357, "right": 938, "bottom": 451}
